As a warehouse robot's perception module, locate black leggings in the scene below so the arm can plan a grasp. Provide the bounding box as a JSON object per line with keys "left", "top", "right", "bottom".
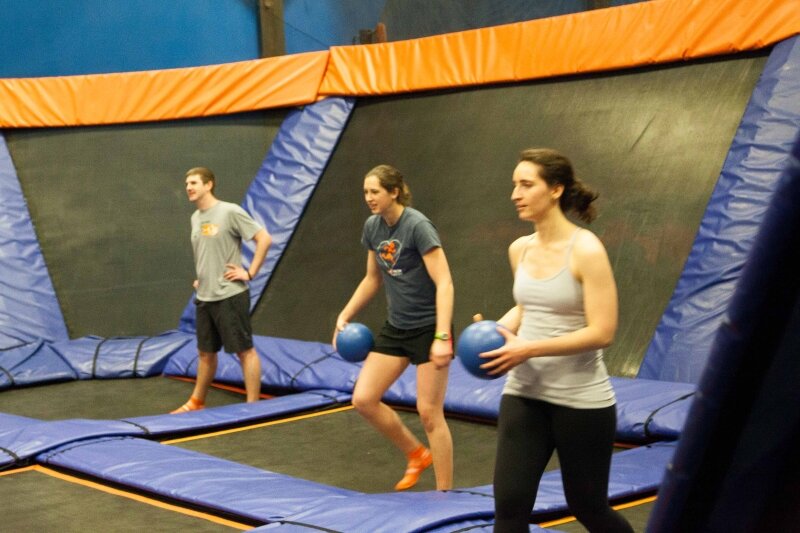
{"left": 493, "top": 395, "right": 633, "bottom": 533}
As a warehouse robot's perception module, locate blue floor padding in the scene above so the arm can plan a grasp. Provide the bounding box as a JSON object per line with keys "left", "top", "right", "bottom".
{"left": 51, "top": 330, "right": 192, "bottom": 380}
{"left": 0, "top": 419, "right": 147, "bottom": 466}
{"left": 36, "top": 434, "right": 670, "bottom": 530}
{"left": 0, "top": 390, "right": 348, "bottom": 468}
{"left": 255, "top": 522, "right": 553, "bottom": 532}
{"left": 165, "top": 334, "right": 696, "bottom": 442}
{"left": 0, "top": 331, "right": 193, "bottom": 390}
{"left": 38, "top": 436, "right": 358, "bottom": 524}
{"left": 613, "top": 377, "right": 695, "bottom": 442}
{"left": 453, "top": 442, "right": 673, "bottom": 507}
{"left": 163, "top": 334, "right": 361, "bottom": 393}
{"left": 420, "top": 522, "right": 554, "bottom": 533}
{"left": 0, "top": 413, "right": 40, "bottom": 467}
{"left": 265, "top": 491, "right": 497, "bottom": 533}
{"left": 385, "top": 370, "right": 694, "bottom": 443}
{"left": 123, "top": 389, "right": 351, "bottom": 437}
{"left": 0, "top": 339, "right": 78, "bottom": 390}
{"left": 38, "top": 432, "right": 631, "bottom": 531}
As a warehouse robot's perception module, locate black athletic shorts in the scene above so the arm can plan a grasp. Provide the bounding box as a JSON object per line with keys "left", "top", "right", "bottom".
{"left": 195, "top": 290, "right": 253, "bottom": 354}
{"left": 373, "top": 321, "right": 438, "bottom": 366}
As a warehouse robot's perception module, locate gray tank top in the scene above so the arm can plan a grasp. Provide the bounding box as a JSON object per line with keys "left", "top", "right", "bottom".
{"left": 502, "top": 230, "right": 616, "bottom": 409}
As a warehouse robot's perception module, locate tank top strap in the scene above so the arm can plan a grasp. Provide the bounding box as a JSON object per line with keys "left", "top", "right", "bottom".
{"left": 518, "top": 234, "right": 537, "bottom": 264}
{"left": 563, "top": 228, "right": 582, "bottom": 267}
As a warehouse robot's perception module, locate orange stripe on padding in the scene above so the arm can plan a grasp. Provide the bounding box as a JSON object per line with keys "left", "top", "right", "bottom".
{"left": 32, "top": 465, "right": 252, "bottom": 530}
{"left": 319, "top": 0, "right": 800, "bottom": 96}
{"left": 537, "top": 495, "right": 658, "bottom": 527}
{"left": 0, "top": 51, "right": 328, "bottom": 128}
{"left": 162, "top": 404, "right": 355, "bottom": 444}
{"left": 0, "top": 465, "right": 36, "bottom": 477}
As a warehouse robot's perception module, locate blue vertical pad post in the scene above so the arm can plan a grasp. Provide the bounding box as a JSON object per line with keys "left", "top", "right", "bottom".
{"left": 639, "top": 36, "right": 800, "bottom": 383}
{"left": 0, "top": 133, "right": 68, "bottom": 347}
{"left": 179, "top": 97, "right": 355, "bottom": 332}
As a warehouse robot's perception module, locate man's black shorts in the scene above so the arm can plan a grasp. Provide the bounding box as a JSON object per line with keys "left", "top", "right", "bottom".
{"left": 195, "top": 290, "right": 253, "bottom": 354}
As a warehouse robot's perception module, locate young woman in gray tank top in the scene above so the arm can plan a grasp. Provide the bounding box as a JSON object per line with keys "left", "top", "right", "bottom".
{"left": 479, "top": 149, "right": 633, "bottom": 532}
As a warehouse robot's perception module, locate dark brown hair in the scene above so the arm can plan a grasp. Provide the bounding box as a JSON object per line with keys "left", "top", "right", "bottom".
{"left": 518, "top": 148, "right": 598, "bottom": 223}
{"left": 185, "top": 167, "right": 215, "bottom": 193}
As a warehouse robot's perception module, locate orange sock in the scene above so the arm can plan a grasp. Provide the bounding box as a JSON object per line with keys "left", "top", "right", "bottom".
{"left": 394, "top": 445, "right": 433, "bottom": 491}
{"left": 170, "top": 396, "right": 205, "bottom": 414}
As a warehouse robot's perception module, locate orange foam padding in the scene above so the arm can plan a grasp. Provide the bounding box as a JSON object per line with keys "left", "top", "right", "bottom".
{"left": 0, "top": 50, "right": 328, "bottom": 128}
{"left": 319, "top": 0, "right": 800, "bottom": 96}
{"left": 2, "top": 0, "right": 799, "bottom": 127}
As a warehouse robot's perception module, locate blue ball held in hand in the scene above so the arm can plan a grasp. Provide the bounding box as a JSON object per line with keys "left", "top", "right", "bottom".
{"left": 336, "top": 323, "right": 374, "bottom": 362}
{"left": 456, "top": 320, "right": 506, "bottom": 379}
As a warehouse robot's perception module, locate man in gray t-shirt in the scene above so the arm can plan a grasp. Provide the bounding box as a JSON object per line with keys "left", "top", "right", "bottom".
{"left": 171, "top": 167, "right": 272, "bottom": 414}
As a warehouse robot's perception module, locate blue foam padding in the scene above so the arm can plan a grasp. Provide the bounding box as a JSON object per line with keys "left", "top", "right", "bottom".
{"left": 179, "top": 97, "right": 356, "bottom": 332}
{"left": 649, "top": 107, "right": 800, "bottom": 530}
{"left": 0, "top": 390, "right": 348, "bottom": 467}
{"left": 269, "top": 442, "right": 675, "bottom": 532}
{"left": 640, "top": 36, "right": 800, "bottom": 383}
{"left": 0, "top": 134, "right": 69, "bottom": 345}
{"left": 0, "top": 339, "right": 78, "bottom": 390}
{"left": 456, "top": 441, "right": 674, "bottom": 503}
{"left": 50, "top": 330, "right": 193, "bottom": 380}
{"left": 613, "top": 377, "right": 695, "bottom": 442}
{"left": 0, "top": 413, "right": 41, "bottom": 467}
{"left": 165, "top": 334, "right": 695, "bottom": 441}
{"left": 163, "top": 334, "right": 361, "bottom": 393}
{"left": 123, "top": 389, "right": 351, "bottom": 437}
{"left": 38, "top": 436, "right": 357, "bottom": 523}
{"left": 0, "top": 412, "right": 40, "bottom": 428}
{"left": 0, "top": 419, "right": 146, "bottom": 466}
{"left": 421, "top": 522, "right": 553, "bottom": 533}
{"left": 254, "top": 523, "right": 552, "bottom": 532}
{"left": 265, "top": 491, "right": 496, "bottom": 532}
{"left": 386, "top": 361, "right": 694, "bottom": 442}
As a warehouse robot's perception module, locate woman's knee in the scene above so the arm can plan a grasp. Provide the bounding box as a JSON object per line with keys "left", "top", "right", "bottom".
{"left": 416, "top": 401, "right": 444, "bottom": 432}
{"left": 352, "top": 391, "right": 381, "bottom": 416}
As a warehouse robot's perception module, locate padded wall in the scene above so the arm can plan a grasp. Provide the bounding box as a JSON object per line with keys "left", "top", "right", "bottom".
{"left": 5, "top": 110, "right": 287, "bottom": 338}
{"left": 252, "top": 53, "right": 766, "bottom": 377}
{"left": 640, "top": 36, "right": 800, "bottom": 382}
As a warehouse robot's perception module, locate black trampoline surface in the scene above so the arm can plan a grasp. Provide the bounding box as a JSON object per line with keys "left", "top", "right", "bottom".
{"left": 5, "top": 110, "right": 288, "bottom": 339}
{"left": 0, "top": 377, "right": 244, "bottom": 420}
{"left": 170, "top": 407, "right": 502, "bottom": 494}
{"left": 251, "top": 52, "right": 768, "bottom": 379}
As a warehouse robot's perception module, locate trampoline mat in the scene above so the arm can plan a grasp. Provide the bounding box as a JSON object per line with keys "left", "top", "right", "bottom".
{"left": 0, "top": 377, "right": 245, "bottom": 421}
{"left": 169, "top": 407, "right": 502, "bottom": 494}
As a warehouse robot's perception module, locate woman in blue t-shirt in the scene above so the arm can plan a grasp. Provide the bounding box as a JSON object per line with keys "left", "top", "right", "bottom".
{"left": 334, "top": 164, "right": 455, "bottom": 491}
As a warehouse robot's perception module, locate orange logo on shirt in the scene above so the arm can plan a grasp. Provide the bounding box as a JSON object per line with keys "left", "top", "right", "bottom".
{"left": 378, "top": 239, "right": 402, "bottom": 268}
{"left": 200, "top": 223, "right": 219, "bottom": 236}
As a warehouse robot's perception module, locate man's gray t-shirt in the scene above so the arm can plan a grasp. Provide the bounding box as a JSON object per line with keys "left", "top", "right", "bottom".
{"left": 361, "top": 207, "right": 441, "bottom": 329}
{"left": 191, "top": 201, "right": 263, "bottom": 302}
